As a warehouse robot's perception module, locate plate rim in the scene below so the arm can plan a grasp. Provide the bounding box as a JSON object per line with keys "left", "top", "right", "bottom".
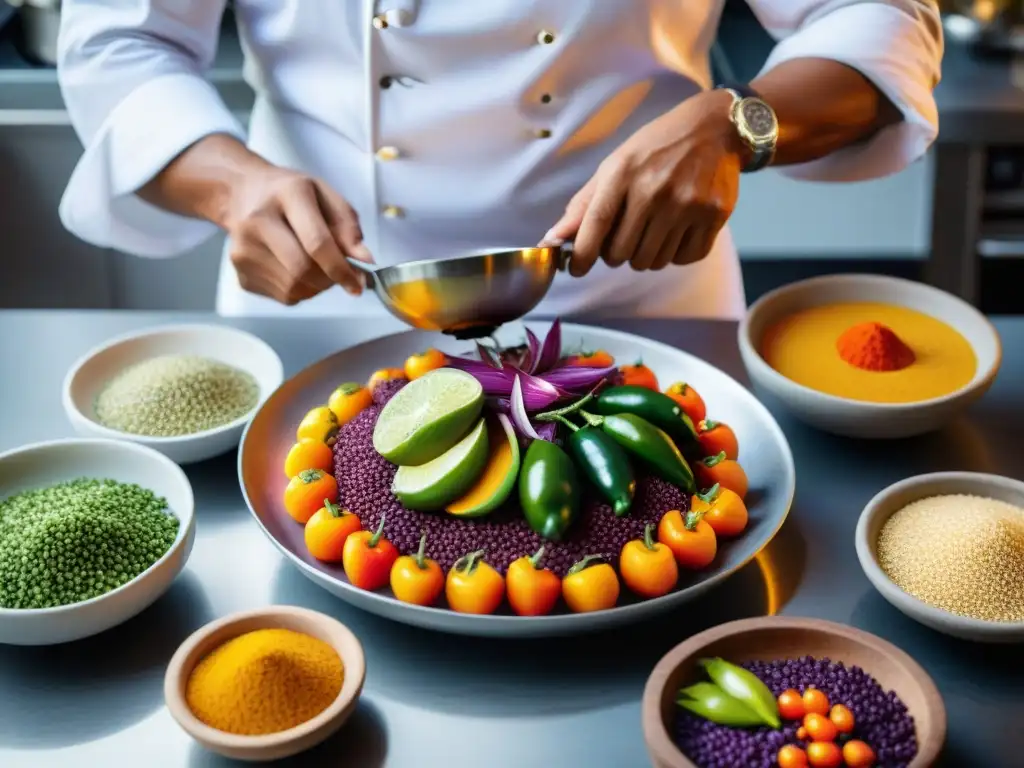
{"left": 238, "top": 322, "right": 796, "bottom": 632}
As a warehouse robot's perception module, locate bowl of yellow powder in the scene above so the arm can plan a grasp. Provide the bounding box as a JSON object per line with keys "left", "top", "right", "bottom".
{"left": 856, "top": 472, "right": 1024, "bottom": 643}
{"left": 738, "top": 274, "right": 1001, "bottom": 439}
{"left": 164, "top": 605, "right": 366, "bottom": 761}
{"left": 63, "top": 323, "right": 284, "bottom": 464}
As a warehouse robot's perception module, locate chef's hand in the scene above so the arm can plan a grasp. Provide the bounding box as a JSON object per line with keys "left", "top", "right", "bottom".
{"left": 544, "top": 90, "right": 745, "bottom": 277}
{"left": 223, "top": 164, "right": 372, "bottom": 304}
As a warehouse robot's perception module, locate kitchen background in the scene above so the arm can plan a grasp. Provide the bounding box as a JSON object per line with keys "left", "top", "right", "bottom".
{"left": 1, "top": 1, "right": 1022, "bottom": 312}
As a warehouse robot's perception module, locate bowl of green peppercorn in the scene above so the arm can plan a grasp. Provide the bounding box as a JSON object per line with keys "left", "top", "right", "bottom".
{"left": 0, "top": 437, "right": 196, "bottom": 645}
{"left": 62, "top": 323, "right": 284, "bottom": 465}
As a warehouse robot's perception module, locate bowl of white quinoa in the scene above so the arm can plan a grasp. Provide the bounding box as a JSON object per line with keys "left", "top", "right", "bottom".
{"left": 63, "top": 324, "right": 284, "bottom": 464}
{"left": 856, "top": 472, "right": 1024, "bottom": 643}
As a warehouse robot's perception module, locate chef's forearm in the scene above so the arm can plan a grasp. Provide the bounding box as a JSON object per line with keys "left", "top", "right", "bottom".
{"left": 138, "top": 133, "right": 268, "bottom": 227}
{"left": 749, "top": 58, "right": 903, "bottom": 167}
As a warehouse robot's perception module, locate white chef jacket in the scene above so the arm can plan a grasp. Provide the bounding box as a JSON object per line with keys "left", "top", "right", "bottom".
{"left": 56, "top": 0, "right": 942, "bottom": 320}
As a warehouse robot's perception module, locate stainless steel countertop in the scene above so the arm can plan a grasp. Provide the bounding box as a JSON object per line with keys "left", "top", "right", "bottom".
{"left": 0, "top": 311, "right": 1021, "bottom": 768}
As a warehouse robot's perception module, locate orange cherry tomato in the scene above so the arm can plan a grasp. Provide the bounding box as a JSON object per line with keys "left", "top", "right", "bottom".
{"left": 619, "top": 360, "right": 659, "bottom": 390}
{"left": 304, "top": 499, "right": 362, "bottom": 562}
{"left": 561, "top": 555, "right": 620, "bottom": 613}
{"left": 777, "top": 689, "right": 805, "bottom": 721}
{"left": 841, "top": 740, "right": 876, "bottom": 768}
{"left": 657, "top": 509, "right": 717, "bottom": 569}
{"left": 802, "top": 688, "right": 831, "bottom": 717}
{"left": 445, "top": 550, "right": 505, "bottom": 614}
{"left": 404, "top": 348, "right": 446, "bottom": 381}
{"left": 806, "top": 741, "right": 842, "bottom": 768}
{"left": 506, "top": 546, "right": 561, "bottom": 616}
{"left": 342, "top": 515, "right": 399, "bottom": 591}
{"left": 803, "top": 713, "right": 838, "bottom": 743}
{"left": 796, "top": 727, "right": 808, "bottom": 741}
{"left": 283, "top": 438, "right": 335, "bottom": 479}
{"left": 296, "top": 405, "right": 340, "bottom": 445}
{"left": 697, "top": 419, "right": 739, "bottom": 460}
{"left": 367, "top": 367, "right": 406, "bottom": 393}
{"left": 568, "top": 349, "right": 615, "bottom": 368}
{"left": 828, "top": 704, "right": 855, "bottom": 734}
{"left": 691, "top": 483, "right": 749, "bottom": 538}
{"left": 777, "top": 744, "right": 809, "bottom": 768}
{"left": 327, "top": 382, "right": 373, "bottom": 425}
{"left": 390, "top": 532, "right": 444, "bottom": 606}
{"left": 619, "top": 523, "right": 679, "bottom": 598}
{"left": 695, "top": 451, "right": 749, "bottom": 500}
{"left": 283, "top": 468, "right": 339, "bottom": 524}
{"left": 664, "top": 382, "right": 707, "bottom": 424}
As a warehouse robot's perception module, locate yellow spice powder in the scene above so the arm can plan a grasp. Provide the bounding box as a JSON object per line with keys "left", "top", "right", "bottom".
{"left": 185, "top": 628, "right": 344, "bottom": 736}
{"left": 877, "top": 494, "right": 1024, "bottom": 622}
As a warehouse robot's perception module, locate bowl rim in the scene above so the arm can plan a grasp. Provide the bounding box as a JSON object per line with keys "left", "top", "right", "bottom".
{"left": 238, "top": 321, "right": 798, "bottom": 629}
{"left": 737, "top": 273, "right": 1003, "bottom": 411}
{"left": 163, "top": 605, "right": 366, "bottom": 749}
{"left": 641, "top": 615, "right": 947, "bottom": 768}
{"left": 855, "top": 470, "right": 1024, "bottom": 635}
{"left": 0, "top": 437, "right": 195, "bottom": 617}
{"left": 61, "top": 322, "right": 285, "bottom": 445}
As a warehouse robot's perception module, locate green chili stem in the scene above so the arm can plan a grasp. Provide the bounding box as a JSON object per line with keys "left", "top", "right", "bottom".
{"left": 702, "top": 451, "right": 726, "bottom": 468}
{"left": 696, "top": 484, "right": 721, "bottom": 505}
{"left": 337, "top": 382, "right": 363, "bottom": 395}
{"left": 567, "top": 554, "right": 605, "bottom": 575}
{"left": 543, "top": 413, "right": 578, "bottom": 431}
{"left": 703, "top": 419, "right": 719, "bottom": 430}
{"left": 368, "top": 514, "right": 387, "bottom": 548}
{"left": 324, "top": 498, "right": 344, "bottom": 518}
{"left": 684, "top": 510, "right": 705, "bottom": 531}
{"left": 642, "top": 523, "right": 657, "bottom": 551}
{"left": 578, "top": 410, "right": 603, "bottom": 428}
{"left": 536, "top": 391, "right": 596, "bottom": 421}
{"left": 414, "top": 532, "right": 428, "bottom": 569}
{"left": 454, "top": 548, "right": 486, "bottom": 575}
{"left": 528, "top": 546, "right": 546, "bottom": 569}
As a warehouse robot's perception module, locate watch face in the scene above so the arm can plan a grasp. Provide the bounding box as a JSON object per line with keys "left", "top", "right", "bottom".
{"left": 741, "top": 100, "right": 776, "bottom": 139}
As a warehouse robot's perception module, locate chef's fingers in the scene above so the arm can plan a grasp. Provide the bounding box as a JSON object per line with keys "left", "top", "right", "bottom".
{"left": 672, "top": 208, "right": 726, "bottom": 266}
{"left": 638, "top": 214, "right": 677, "bottom": 271}
{"left": 571, "top": 165, "right": 628, "bottom": 277}
{"left": 604, "top": 189, "right": 650, "bottom": 269}
{"left": 314, "top": 181, "right": 373, "bottom": 265}
{"left": 257, "top": 215, "right": 337, "bottom": 300}
{"left": 280, "top": 181, "right": 364, "bottom": 296}
{"left": 230, "top": 241, "right": 323, "bottom": 306}
{"left": 542, "top": 176, "right": 597, "bottom": 247}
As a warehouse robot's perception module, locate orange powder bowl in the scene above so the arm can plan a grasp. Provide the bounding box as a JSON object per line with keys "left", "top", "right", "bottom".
{"left": 737, "top": 274, "right": 1001, "bottom": 439}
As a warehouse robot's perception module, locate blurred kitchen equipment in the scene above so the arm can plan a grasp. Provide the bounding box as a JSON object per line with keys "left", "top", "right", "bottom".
{"left": 346, "top": 244, "right": 572, "bottom": 339}
{"left": 941, "top": 0, "right": 1024, "bottom": 53}
{"left": 6, "top": 0, "right": 60, "bottom": 66}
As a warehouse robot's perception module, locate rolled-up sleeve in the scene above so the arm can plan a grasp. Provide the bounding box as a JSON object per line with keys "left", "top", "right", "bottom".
{"left": 57, "top": 1, "right": 245, "bottom": 257}
{"left": 745, "top": 0, "right": 943, "bottom": 182}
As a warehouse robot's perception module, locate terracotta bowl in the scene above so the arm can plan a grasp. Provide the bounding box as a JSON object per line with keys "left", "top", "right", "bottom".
{"left": 642, "top": 616, "right": 946, "bottom": 768}
{"left": 164, "top": 606, "right": 366, "bottom": 762}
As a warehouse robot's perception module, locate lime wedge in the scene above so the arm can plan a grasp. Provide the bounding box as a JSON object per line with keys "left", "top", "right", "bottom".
{"left": 392, "top": 418, "right": 489, "bottom": 510}
{"left": 373, "top": 368, "right": 484, "bottom": 466}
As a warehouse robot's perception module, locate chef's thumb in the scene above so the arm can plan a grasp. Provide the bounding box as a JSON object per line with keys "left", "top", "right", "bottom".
{"left": 540, "top": 179, "right": 595, "bottom": 246}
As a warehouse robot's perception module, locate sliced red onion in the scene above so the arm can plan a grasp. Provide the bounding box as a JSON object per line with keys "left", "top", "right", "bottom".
{"left": 534, "top": 318, "right": 562, "bottom": 373}
{"left": 487, "top": 396, "right": 511, "bottom": 413}
{"left": 510, "top": 375, "right": 541, "bottom": 440}
{"left": 476, "top": 342, "right": 502, "bottom": 369}
{"left": 524, "top": 328, "right": 541, "bottom": 373}
{"left": 517, "top": 370, "right": 566, "bottom": 409}
{"left": 540, "top": 364, "right": 617, "bottom": 391}
{"left": 534, "top": 420, "right": 559, "bottom": 443}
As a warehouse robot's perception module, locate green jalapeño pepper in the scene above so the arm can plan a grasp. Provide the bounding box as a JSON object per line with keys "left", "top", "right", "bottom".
{"left": 567, "top": 425, "right": 636, "bottom": 517}
{"left": 592, "top": 385, "right": 700, "bottom": 456}
{"left": 518, "top": 439, "right": 581, "bottom": 540}
{"left": 581, "top": 411, "right": 695, "bottom": 493}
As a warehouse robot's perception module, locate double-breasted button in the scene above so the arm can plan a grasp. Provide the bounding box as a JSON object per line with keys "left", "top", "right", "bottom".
{"left": 375, "top": 146, "right": 401, "bottom": 161}
{"left": 372, "top": 14, "right": 388, "bottom": 29}
{"left": 374, "top": 9, "right": 413, "bottom": 29}
{"left": 537, "top": 30, "right": 556, "bottom": 45}
{"left": 382, "top": 205, "right": 404, "bottom": 218}
{"left": 534, "top": 129, "right": 552, "bottom": 139}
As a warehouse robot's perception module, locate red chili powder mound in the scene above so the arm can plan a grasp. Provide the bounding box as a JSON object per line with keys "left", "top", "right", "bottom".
{"left": 836, "top": 321, "right": 916, "bottom": 372}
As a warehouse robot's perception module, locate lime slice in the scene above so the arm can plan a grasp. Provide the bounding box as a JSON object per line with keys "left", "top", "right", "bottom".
{"left": 392, "top": 418, "right": 489, "bottom": 510}
{"left": 373, "top": 368, "right": 484, "bottom": 466}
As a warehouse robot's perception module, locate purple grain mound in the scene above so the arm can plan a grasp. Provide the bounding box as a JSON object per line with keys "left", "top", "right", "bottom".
{"left": 674, "top": 656, "right": 917, "bottom": 768}
{"left": 334, "top": 378, "right": 688, "bottom": 576}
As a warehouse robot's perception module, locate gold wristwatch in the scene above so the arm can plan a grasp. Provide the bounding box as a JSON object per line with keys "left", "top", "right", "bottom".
{"left": 719, "top": 84, "right": 779, "bottom": 173}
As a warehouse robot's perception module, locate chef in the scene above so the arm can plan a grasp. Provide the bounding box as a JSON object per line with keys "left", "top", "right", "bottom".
{"left": 56, "top": 1, "right": 942, "bottom": 321}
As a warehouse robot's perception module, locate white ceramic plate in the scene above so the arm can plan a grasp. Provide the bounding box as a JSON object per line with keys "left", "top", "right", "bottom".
{"left": 63, "top": 323, "right": 284, "bottom": 464}
{"left": 856, "top": 471, "right": 1024, "bottom": 643}
{"left": 239, "top": 322, "right": 795, "bottom": 637}
{"left": 0, "top": 438, "right": 196, "bottom": 646}
{"left": 738, "top": 274, "right": 1001, "bottom": 439}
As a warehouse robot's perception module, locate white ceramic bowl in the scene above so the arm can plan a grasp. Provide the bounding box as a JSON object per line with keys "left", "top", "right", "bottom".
{"left": 855, "top": 471, "right": 1024, "bottom": 643}
{"left": 63, "top": 323, "right": 284, "bottom": 464}
{"left": 0, "top": 438, "right": 195, "bottom": 646}
{"left": 738, "top": 274, "right": 1001, "bottom": 439}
